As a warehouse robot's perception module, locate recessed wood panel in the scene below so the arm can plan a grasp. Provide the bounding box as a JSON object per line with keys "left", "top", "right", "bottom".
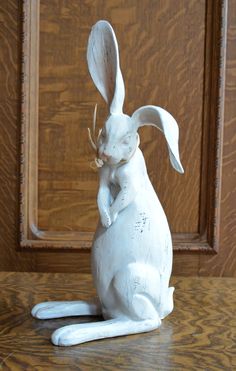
{"left": 1, "top": 0, "right": 235, "bottom": 276}
{"left": 20, "top": 0, "right": 226, "bottom": 250}
{"left": 38, "top": 0, "right": 205, "bottom": 234}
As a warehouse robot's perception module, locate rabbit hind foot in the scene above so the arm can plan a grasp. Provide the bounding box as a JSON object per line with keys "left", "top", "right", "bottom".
{"left": 51, "top": 317, "right": 159, "bottom": 346}
{"left": 31, "top": 299, "right": 102, "bottom": 320}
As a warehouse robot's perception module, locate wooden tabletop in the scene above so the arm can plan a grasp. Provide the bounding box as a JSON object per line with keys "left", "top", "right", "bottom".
{"left": 0, "top": 272, "right": 235, "bottom": 370}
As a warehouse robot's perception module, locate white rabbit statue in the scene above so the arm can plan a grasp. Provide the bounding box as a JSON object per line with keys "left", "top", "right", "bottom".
{"left": 31, "top": 20, "right": 184, "bottom": 347}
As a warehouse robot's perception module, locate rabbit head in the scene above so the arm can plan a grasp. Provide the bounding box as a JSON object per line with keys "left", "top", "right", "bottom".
{"left": 97, "top": 113, "right": 139, "bottom": 165}
{"left": 87, "top": 20, "right": 184, "bottom": 173}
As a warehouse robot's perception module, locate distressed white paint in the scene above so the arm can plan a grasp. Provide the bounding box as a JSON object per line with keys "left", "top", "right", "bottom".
{"left": 31, "top": 20, "right": 184, "bottom": 346}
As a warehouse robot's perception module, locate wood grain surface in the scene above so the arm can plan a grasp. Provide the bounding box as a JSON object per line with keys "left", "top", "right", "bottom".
{"left": 0, "top": 272, "right": 235, "bottom": 370}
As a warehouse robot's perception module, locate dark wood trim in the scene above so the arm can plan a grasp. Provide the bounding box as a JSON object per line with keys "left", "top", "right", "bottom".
{"left": 199, "top": 0, "right": 227, "bottom": 252}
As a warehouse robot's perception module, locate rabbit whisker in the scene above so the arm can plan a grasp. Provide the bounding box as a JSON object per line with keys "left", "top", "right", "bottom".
{"left": 88, "top": 127, "right": 97, "bottom": 151}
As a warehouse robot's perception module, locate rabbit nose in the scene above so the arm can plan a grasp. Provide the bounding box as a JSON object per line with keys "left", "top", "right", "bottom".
{"left": 102, "top": 151, "right": 111, "bottom": 160}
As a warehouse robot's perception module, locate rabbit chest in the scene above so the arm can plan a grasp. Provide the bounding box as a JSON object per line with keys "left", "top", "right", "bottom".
{"left": 102, "top": 164, "right": 123, "bottom": 197}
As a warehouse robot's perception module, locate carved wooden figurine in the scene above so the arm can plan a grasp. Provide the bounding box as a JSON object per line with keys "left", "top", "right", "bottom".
{"left": 31, "top": 20, "right": 184, "bottom": 346}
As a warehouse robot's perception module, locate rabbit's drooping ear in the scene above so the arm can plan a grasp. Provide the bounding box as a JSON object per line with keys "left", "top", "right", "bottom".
{"left": 87, "top": 20, "right": 125, "bottom": 114}
{"left": 132, "top": 105, "right": 184, "bottom": 174}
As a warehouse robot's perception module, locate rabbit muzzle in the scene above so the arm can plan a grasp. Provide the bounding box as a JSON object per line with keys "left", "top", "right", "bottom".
{"left": 100, "top": 151, "right": 112, "bottom": 162}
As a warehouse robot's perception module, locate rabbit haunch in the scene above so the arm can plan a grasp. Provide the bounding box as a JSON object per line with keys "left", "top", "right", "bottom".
{"left": 31, "top": 20, "right": 184, "bottom": 347}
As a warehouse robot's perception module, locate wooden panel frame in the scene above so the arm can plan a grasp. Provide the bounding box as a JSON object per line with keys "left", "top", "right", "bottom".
{"left": 20, "top": 0, "right": 227, "bottom": 251}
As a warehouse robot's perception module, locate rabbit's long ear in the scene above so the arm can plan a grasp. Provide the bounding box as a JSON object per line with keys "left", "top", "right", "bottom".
{"left": 87, "top": 20, "right": 125, "bottom": 114}
{"left": 132, "top": 105, "right": 184, "bottom": 173}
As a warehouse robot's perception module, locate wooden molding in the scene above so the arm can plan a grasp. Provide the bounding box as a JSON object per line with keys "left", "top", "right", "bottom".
{"left": 199, "top": 0, "right": 228, "bottom": 252}
{"left": 20, "top": 0, "right": 227, "bottom": 251}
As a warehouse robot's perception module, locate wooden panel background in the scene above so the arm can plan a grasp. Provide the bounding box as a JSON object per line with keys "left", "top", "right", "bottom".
{"left": 37, "top": 0, "right": 204, "bottom": 234}
{"left": 0, "top": 0, "right": 235, "bottom": 275}
{"left": 20, "top": 0, "right": 225, "bottom": 251}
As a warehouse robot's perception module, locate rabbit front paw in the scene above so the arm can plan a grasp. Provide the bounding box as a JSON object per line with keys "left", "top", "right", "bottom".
{"left": 100, "top": 209, "right": 112, "bottom": 228}
{"left": 110, "top": 209, "right": 118, "bottom": 225}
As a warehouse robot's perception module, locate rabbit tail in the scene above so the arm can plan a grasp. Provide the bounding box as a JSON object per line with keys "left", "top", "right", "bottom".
{"left": 159, "top": 286, "right": 175, "bottom": 319}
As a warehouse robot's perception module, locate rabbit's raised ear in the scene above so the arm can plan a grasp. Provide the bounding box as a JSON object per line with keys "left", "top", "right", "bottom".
{"left": 132, "top": 105, "right": 184, "bottom": 174}
{"left": 87, "top": 20, "right": 125, "bottom": 114}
